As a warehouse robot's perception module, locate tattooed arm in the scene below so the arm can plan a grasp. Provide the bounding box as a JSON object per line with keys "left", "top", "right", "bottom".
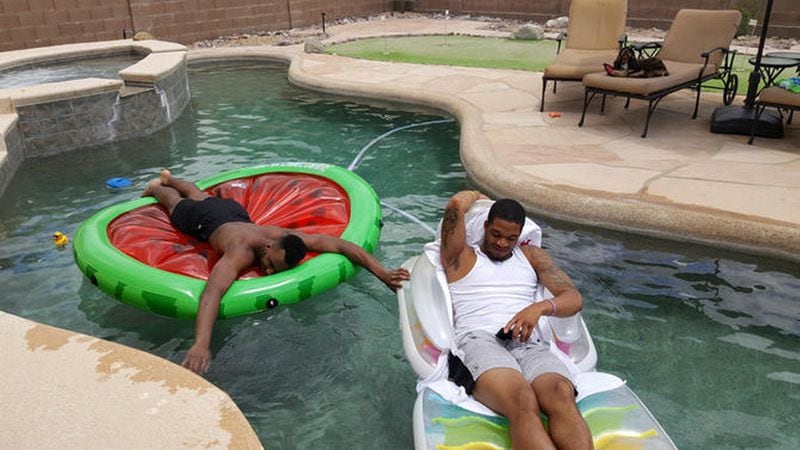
{"left": 526, "top": 245, "right": 582, "bottom": 315}
{"left": 503, "top": 246, "right": 583, "bottom": 341}
{"left": 440, "top": 190, "right": 485, "bottom": 282}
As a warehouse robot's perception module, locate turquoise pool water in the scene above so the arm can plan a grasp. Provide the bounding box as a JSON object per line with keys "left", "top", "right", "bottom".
{"left": 0, "top": 53, "right": 143, "bottom": 89}
{"left": 0, "top": 61, "right": 797, "bottom": 449}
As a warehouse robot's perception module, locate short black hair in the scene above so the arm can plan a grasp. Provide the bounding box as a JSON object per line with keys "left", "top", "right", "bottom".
{"left": 279, "top": 234, "right": 307, "bottom": 267}
{"left": 487, "top": 199, "right": 525, "bottom": 228}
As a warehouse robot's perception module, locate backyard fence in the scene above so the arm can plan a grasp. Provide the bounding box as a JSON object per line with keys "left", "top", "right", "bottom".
{"left": 0, "top": 0, "right": 797, "bottom": 52}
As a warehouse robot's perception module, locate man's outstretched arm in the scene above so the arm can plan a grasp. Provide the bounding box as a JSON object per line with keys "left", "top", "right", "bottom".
{"left": 296, "top": 232, "right": 409, "bottom": 290}
{"left": 440, "top": 190, "right": 485, "bottom": 280}
{"left": 182, "top": 248, "right": 252, "bottom": 374}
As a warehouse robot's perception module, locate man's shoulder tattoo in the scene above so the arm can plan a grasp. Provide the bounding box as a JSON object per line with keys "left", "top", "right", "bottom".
{"left": 441, "top": 207, "right": 459, "bottom": 245}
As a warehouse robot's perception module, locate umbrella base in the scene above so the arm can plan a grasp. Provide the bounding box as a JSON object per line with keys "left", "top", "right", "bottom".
{"left": 710, "top": 105, "right": 783, "bottom": 138}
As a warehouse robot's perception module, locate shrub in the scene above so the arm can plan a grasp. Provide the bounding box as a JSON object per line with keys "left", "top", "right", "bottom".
{"left": 735, "top": 0, "right": 762, "bottom": 37}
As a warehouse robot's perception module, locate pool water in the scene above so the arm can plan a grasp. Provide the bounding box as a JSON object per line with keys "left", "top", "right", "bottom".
{"left": 0, "top": 61, "right": 798, "bottom": 449}
{"left": 0, "top": 53, "right": 143, "bottom": 89}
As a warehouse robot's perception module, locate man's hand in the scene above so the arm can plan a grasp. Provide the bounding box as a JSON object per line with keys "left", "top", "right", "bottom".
{"left": 182, "top": 343, "right": 212, "bottom": 374}
{"left": 380, "top": 267, "right": 410, "bottom": 291}
{"left": 504, "top": 302, "right": 549, "bottom": 342}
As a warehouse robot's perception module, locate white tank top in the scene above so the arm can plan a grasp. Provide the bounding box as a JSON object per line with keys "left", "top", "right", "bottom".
{"left": 449, "top": 246, "right": 538, "bottom": 338}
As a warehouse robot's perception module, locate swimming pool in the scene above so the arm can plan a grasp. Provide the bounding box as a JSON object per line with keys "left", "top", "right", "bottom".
{"left": 0, "top": 61, "right": 797, "bottom": 449}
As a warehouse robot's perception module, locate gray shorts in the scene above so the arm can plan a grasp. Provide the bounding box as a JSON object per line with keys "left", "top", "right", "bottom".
{"left": 455, "top": 330, "right": 574, "bottom": 385}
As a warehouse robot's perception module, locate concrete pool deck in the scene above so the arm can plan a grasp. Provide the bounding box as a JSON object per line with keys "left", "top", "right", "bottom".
{"left": 0, "top": 311, "right": 262, "bottom": 449}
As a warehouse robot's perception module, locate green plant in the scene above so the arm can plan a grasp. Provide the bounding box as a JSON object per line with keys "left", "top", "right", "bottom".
{"left": 734, "top": 0, "right": 762, "bottom": 37}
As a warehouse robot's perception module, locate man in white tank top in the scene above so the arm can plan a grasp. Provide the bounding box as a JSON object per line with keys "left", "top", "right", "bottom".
{"left": 440, "top": 191, "right": 593, "bottom": 450}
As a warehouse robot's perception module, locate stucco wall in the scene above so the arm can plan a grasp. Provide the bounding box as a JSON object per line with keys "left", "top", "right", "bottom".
{"left": 0, "top": 0, "right": 797, "bottom": 52}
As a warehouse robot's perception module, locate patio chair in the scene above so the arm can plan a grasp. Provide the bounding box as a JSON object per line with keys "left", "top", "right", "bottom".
{"left": 748, "top": 86, "right": 798, "bottom": 144}
{"left": 540, "top": 0, "right": 628, "bottom": 112}
{"left": 578, "top": 9, "right": 741, "bottom": 138}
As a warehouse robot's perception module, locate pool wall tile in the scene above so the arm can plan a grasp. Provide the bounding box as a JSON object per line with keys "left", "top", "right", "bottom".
{"left": 112, "top": 65, "right": 190, "bottom": 140}
{"left": 15, "top": 91, "right": 119, "bottom": 158}
{"left": 113, "top": 88, "right": 169, "bottom": 140}
{"left": 0, "top": 118, "right": 24, "bottom": 199}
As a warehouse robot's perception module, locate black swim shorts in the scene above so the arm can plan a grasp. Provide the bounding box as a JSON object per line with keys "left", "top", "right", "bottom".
{"left": 170, "top": 197, "right": 252, "bottom": 242}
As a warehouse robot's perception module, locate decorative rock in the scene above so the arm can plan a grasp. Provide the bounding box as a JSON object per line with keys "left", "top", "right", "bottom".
{"left": 132, "top": 31, "right": 155, "bottom": 41}
{"left": 546, "top": 16, "right": 569, "bottom": 28}
{"left": 512, "top": 24, "right": 544, "bottom": 40}
{"left": 304, "top": 37, "right": 325, "bottom": 53}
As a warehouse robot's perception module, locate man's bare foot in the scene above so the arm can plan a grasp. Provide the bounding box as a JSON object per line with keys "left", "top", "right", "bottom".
{"left": 159, "top": 168, "right": 172, "bottom": 186}
{"left": 141, "top": 178, "right": 161, "bottom": 197}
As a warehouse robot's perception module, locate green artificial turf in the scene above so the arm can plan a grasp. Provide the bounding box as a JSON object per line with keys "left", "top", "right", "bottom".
{"left": 703, "top": 54, "right": 771, "bottom": 96}
{"left": 326, "top": 35, "right": 559, "bottom": 72}
{"left": 327, "top": 35, "right": 773, "bottom": 96}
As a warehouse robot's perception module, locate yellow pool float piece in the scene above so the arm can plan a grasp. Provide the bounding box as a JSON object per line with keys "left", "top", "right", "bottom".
{"left": 437, "top": 443, "right": 505, "bottom": 450}
{"left": 594, "top": 429, "right": 658, "bottom": 450}
{"left": 432, "top": 415, "right": 510, "bottom": 449}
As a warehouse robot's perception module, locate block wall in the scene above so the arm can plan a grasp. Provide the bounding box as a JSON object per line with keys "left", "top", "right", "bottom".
{"left": 0, "top": 0, "right": 797, "bottom": 52}
{"left": 0, "top": 0, "right": 386, "bottom": 52}
{"left": 0, "top": 0, "right": 133, "bottom": 51}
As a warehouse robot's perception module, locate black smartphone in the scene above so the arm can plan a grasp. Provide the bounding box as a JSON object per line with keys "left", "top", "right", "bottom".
{"left": 495, "top": 327, "right": 513, "bottom": 341}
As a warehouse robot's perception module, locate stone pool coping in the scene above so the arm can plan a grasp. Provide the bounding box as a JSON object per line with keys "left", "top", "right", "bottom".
{"left": 189, "top": 44, "right": 800, "bottom": 263}
{"left": 0, "top": 78, "right": 124, "bottom": 109}
{"left": 0, "top": 39, "right": 186, "bottom": 71}
{"left": 0, "top": 39, "right": 187, "bottom": 104}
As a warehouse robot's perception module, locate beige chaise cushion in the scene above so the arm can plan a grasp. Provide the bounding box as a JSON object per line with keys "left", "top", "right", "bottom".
{"left": 658, "top": 9, "right": 741, "bottom": 67}
{"left": 758, "top": 86, "right": 800, "bottom": 108}
{"left": 565, "top": 0, "right": 628, "bottom": 51}
{"left": 583, "top": 61, "right": 717, "bottom": 96}
{"left": 543, "top": 0, "right": 627, "bottom": 81}
{"left": 544, "top": 49, "right": 617, "bottom": 80}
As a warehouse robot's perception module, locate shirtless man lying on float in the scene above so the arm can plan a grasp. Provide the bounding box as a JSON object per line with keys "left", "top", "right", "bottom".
{"left": 143, "top": 170, "right": 409, "bottom": 374}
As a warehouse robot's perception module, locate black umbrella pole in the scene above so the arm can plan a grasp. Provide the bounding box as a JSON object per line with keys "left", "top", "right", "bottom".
{"left": 744, "top": 71, "right": 761, "bottom": 109}
{"left": 744, "top": 0, "right": 774, "bottom": 109}
{"left": 710, "top": 0, "right": 782, "bottom": 138}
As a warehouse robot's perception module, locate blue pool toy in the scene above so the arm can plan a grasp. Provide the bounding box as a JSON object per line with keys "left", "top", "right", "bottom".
{"left": 105, "top": 177, "right": 133, "bottom": 192}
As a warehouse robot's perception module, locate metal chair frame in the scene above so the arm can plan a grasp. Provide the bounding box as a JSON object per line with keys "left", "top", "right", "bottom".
{"left": 578, "top": 44, "right": 738, "bottom": 138}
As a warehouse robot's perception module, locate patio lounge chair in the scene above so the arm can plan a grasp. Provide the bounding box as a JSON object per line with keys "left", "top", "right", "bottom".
{"left": 748, "top": 86, "right": 798, "bottom": 144}
{"left": 540, "top": 0, "right": 627, "bottom": 112}
{"left": 578, "top": 9, "right": 741, "bottom": 138}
